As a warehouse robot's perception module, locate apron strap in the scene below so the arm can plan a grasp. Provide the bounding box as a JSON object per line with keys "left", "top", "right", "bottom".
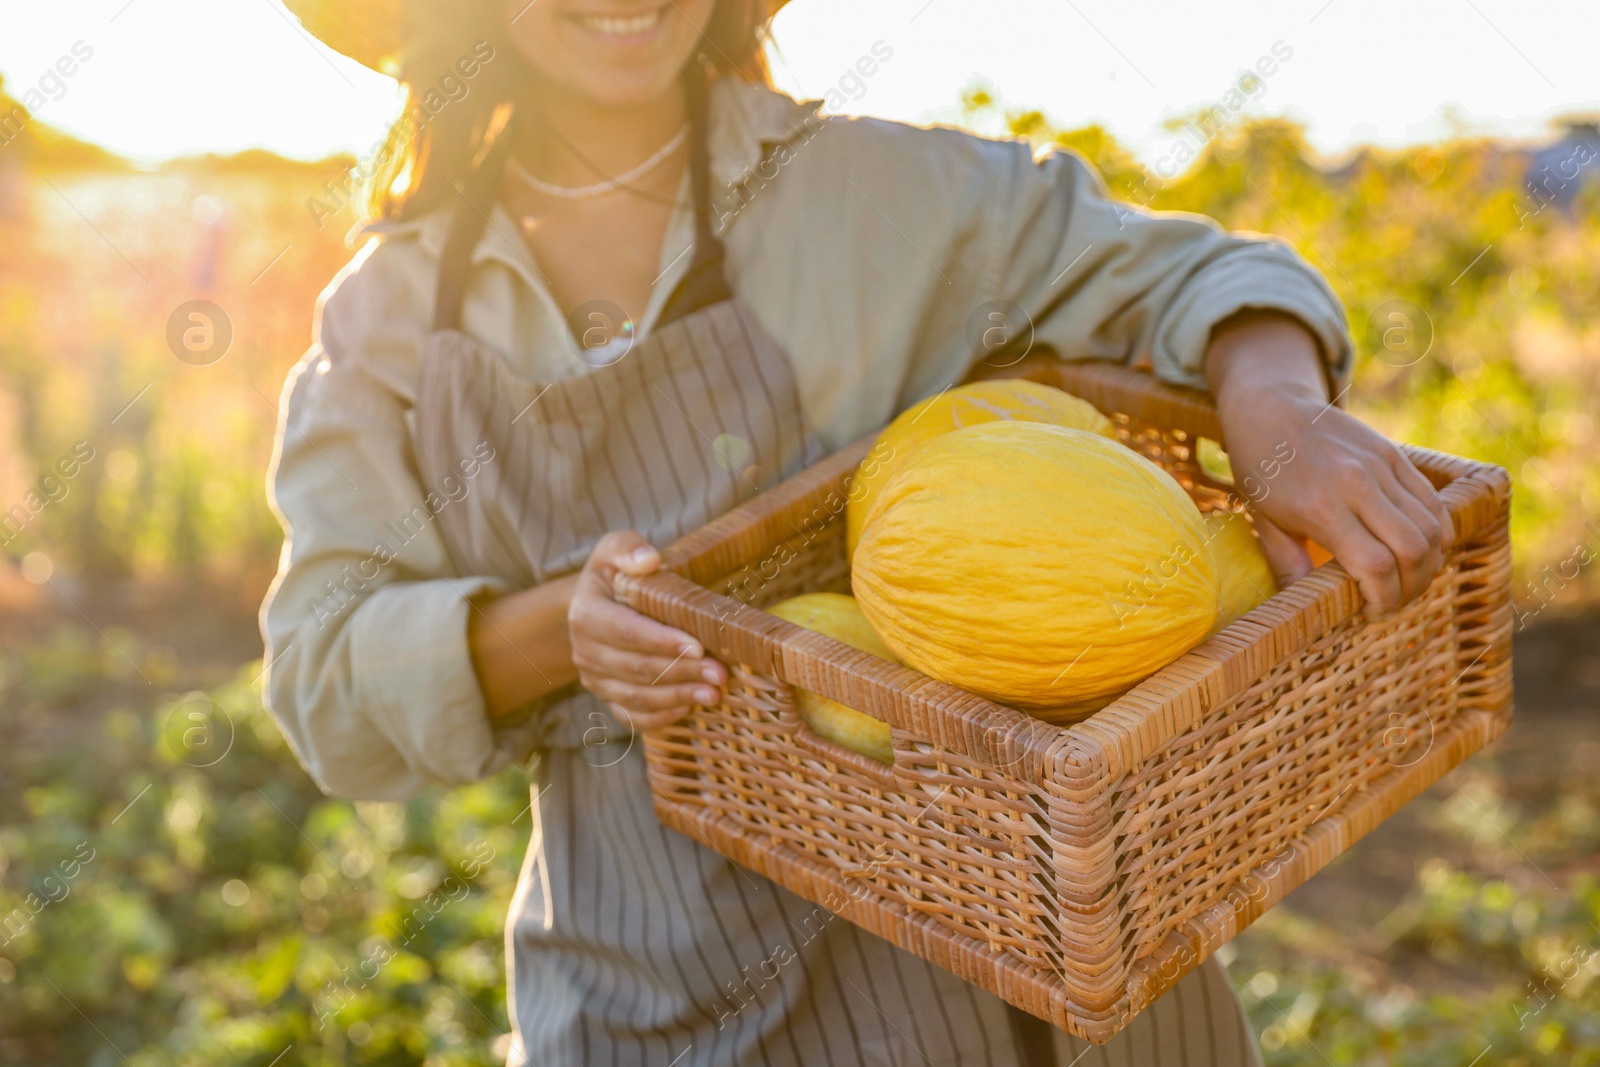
{"left": 433, "top": 121, "right": 514, "bottom": 332}
{"left": 655, "top": 60, "right": 735, "bottom": 327}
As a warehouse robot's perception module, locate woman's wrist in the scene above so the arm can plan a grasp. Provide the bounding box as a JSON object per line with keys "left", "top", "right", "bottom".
{"left": 1203, "top": 309, "right": 1330, "bottom": 418}
{"left": 467, "top": 574, "right": 583, "bottom": 723}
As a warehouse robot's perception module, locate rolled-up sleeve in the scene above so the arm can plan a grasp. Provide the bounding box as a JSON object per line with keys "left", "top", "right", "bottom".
{"left": 994, "top": 144, "right": 1351, "bottom": 391}
{"left": 877, "top": 132, "right": 1351, "bottom": 414}
{"left": 259, "top": 244, "right": 523, "bottom": 801}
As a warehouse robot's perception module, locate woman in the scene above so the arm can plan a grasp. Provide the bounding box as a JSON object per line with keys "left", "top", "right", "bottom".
{"left": 265, "top": 1, "right": 1450, "bottom": 1064}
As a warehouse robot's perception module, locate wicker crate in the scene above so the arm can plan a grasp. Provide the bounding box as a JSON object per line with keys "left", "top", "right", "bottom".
{"left": 613, "top": 359, "right": 1513, "bottom": 1044}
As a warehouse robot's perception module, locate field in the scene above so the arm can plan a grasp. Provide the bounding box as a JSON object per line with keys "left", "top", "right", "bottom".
{"left": 2, "top": 97, "right": 1598, "bottom": 1064}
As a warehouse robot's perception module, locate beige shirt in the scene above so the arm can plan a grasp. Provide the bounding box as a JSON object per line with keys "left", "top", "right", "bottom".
{"left": 261, "top": 78, "right": 1351, "bottom": 802}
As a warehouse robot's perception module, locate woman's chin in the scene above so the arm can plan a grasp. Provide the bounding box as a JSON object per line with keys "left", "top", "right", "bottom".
{"left": 517, "top": 9, "right": 704, "bottom": 110}
{"left": 555, "top": 68, "right": 685, "bottom": 111}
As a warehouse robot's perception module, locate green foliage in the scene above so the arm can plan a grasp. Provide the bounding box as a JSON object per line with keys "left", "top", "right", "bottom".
{"left": 0, "top": 643, "right": 530, "bottom": 1066}
{"left": 1229, "top": 792, "right": 1600, "bottom": 1065}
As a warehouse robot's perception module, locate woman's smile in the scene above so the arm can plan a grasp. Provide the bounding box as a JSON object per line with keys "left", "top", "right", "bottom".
{"left": 562, "top": 3, "right": 675, "bottom": 48}
{"left": 509, "top": 0, "right": 713, "bottom": 107}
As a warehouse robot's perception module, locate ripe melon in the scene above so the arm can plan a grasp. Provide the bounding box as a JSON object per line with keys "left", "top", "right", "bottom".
{"left": 1203, "top": 510, "right": 1278, "bottom": 633}
{"left": 852, "top": 422, "right": 1218, "bottom": 712}
{"left": 846, "top": 379, "right": 1114, "bottom": 557}
{"left": 766, "top": 592, "right": 897, "bottom": 764}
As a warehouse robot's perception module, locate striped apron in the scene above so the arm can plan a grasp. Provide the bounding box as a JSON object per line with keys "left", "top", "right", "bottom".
{"left": 411, "top": 75, "right": 1263, "bottom": 1067}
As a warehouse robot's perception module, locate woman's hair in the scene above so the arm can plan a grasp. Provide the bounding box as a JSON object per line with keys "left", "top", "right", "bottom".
{"left": 368, "top": 0, "right": 777, "bottom": 222}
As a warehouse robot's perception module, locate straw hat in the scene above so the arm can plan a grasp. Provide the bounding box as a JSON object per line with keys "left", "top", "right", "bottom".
{"left": 282, "top": 0, "right": 788, "bottom": 75}
{"left": 282, "top": 0, "right": 411, "bottom": 74}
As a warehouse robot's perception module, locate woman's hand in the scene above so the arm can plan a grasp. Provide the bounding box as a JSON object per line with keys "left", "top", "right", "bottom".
{"left": 1205, "top": 310, "right": 1453, "bottom": 617}
{"left": 568, "top": 531, "right": 728, "bottom": 731}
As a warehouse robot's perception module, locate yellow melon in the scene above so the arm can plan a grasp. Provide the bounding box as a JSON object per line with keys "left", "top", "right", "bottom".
{"left": 1203, "top": 510, "right": 1278, "bottom": 633}
{"left": 766, "top": 592, "right": 897, "bottom": 764}
{"left": 852, "top": 422, "right": 1218, "bottom": 711}
{"left": 846, "top": 379, "right": 1114, "bottom": 557}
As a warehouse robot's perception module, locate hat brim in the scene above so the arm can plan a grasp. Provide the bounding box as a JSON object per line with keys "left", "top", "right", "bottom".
{"left": 282, "top": 0, "right": 790, "bottom": 75}
{"left": 283, "top": 0, "right": 405, "bottom": 73}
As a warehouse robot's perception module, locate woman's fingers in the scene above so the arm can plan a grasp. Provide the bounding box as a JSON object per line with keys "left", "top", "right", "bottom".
{"left": 579, "top": 638, "right": 725, "bottom": 690}
{"left": 573, "top": 596, "right": 724, "bottom": 684}
{"left": 605, "top": 701, "right": 694, "bottom": 733}
{"left": 1390, "top": 449, "right": 1456, "bottom": 548}
{"left": 569, "top": 597, "right": 726, "bottom": 709}
{"left": 1315, "top": 508, "right": 1404, "bottom": 615}
{"left": 594, "top": 674, "right": 717, "bottom": 710}
{"left": 1250, "top": 511, "right": 1313, "bottom": 589}
{"left": 1374, "top": 466, "right": 1446, "bottom": 601}
{"left": 580, "top": 530, "right": 662, "bottom": 594}
{"left": 1351, "top": 473, "right": 1440, "bottom": 607}
{"left": 571, "top": 585, "right": 702, "bottom": 661}
{"left": 593, "top": 673, "right": 718, "bottom": 730}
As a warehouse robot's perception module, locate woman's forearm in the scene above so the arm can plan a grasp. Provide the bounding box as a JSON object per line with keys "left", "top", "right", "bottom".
{"left": 466, "top": 573, "right": 582, "bottom": 722}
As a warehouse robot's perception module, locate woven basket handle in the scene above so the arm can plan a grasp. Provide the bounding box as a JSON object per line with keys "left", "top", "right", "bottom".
{"left": 610, "top": 566, "right": 1059, "bottom": 778}
{"left": 611, "top": 562, "right": 905, "bottom": 784}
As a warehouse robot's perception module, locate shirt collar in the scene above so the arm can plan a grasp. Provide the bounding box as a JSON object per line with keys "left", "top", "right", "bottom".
{"left": 353, "top": 80, "right": 823, "bottom": 282}
{"left": 705, "top": 77, "right": 824, "bottom": 191}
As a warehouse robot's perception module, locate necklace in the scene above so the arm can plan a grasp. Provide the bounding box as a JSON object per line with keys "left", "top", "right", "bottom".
{"left": 509, "top": 125, "right": 690, "bottom": 200}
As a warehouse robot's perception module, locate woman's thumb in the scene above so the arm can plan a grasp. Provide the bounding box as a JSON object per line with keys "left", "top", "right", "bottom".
{"left": 595, "top": 530, "right": 660, "bottom": 577}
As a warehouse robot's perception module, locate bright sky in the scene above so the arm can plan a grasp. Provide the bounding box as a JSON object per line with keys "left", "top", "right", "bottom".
{"left": 2, "top": 0, "right": 1597, "bottom": 167}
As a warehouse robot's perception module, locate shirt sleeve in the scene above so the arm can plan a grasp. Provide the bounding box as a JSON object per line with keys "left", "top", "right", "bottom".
{"left": 259, "top": 242, "right": 530, "bottom": 801}
{"left": 894, "top": 134, "right": 1352, "bottom": 407}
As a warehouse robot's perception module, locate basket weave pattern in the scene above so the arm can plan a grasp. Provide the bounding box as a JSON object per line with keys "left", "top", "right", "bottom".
{"left": 616, "top": 361, "right": 1512, "bottom": 1042}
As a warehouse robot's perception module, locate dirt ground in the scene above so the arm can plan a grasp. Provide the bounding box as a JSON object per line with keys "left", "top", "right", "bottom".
{"left": 1254, "top": 607, "right": 1600, "bottom": 997}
